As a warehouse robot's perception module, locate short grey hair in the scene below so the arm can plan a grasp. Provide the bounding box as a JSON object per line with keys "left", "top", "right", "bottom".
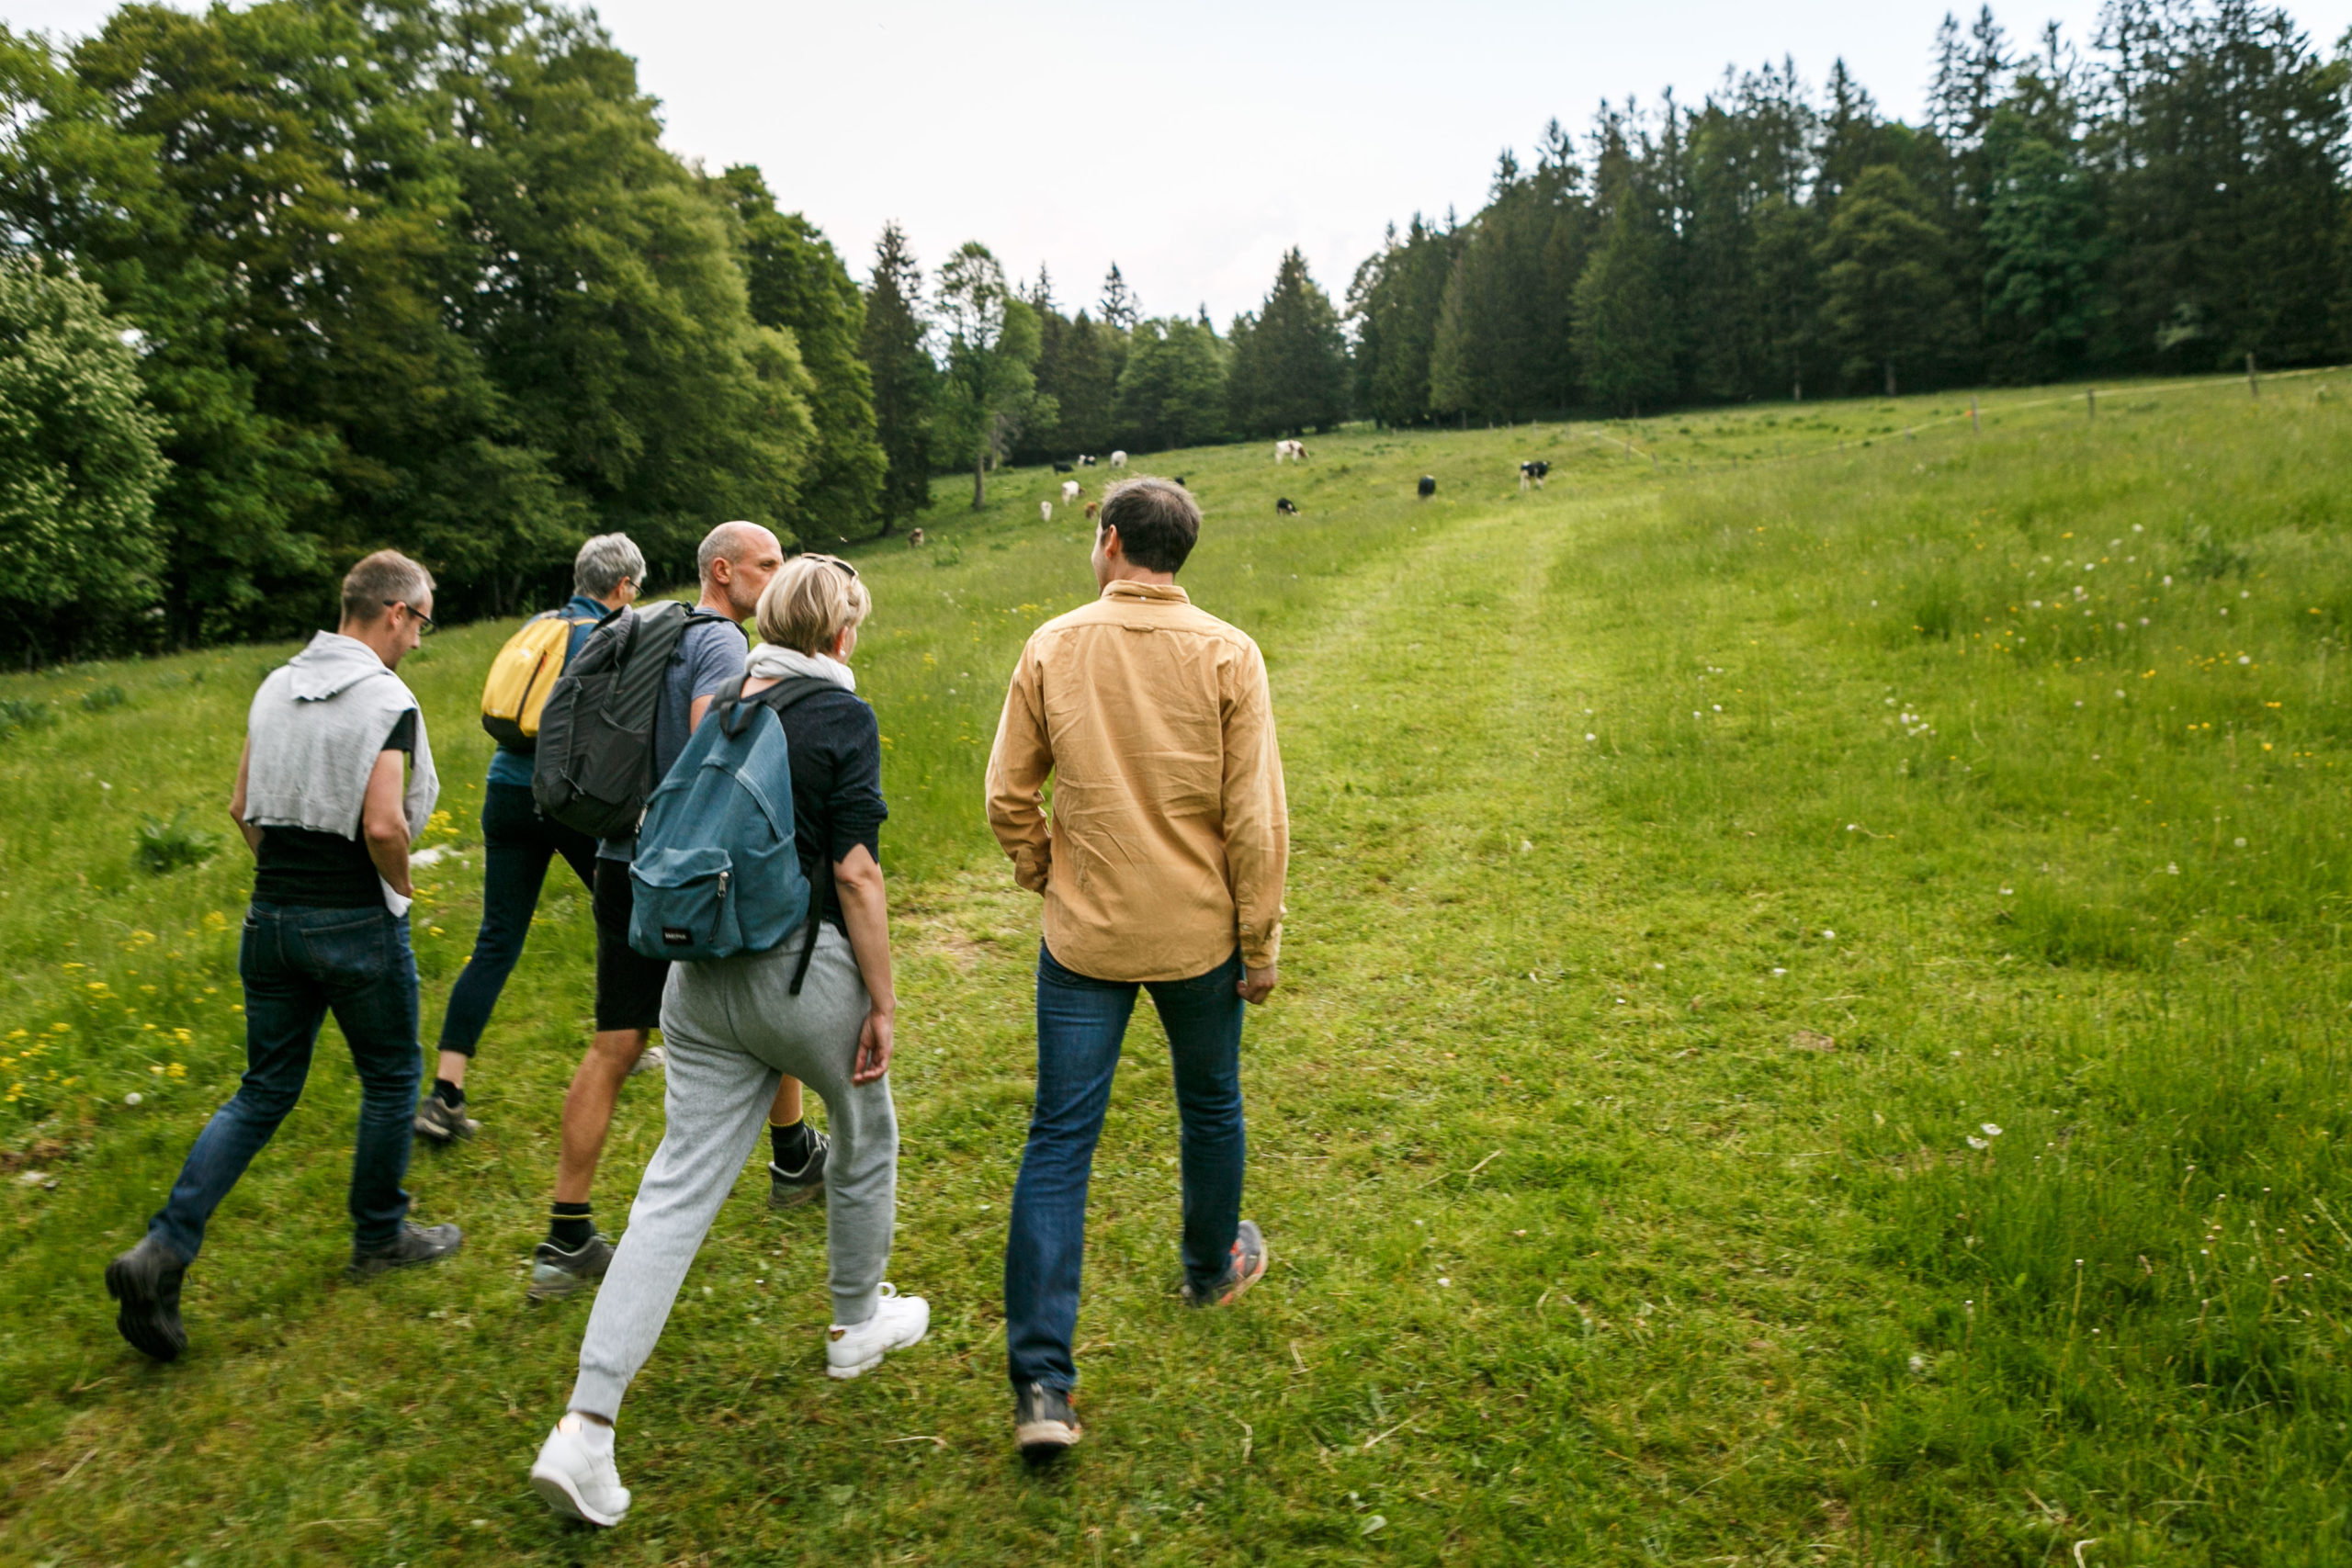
{"left": 573, "top": 533, "right": 645, "bottom": 599}
{"left": 340, "top": 549, "right": 435, "bottom": 624}
{"left": 697, "top": 519, "right": 771, "bottom": 581}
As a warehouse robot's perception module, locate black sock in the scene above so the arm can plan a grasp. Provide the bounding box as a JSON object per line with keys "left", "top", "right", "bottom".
{"left": 771, "top": 1119, "right": 813, "bottom": 1169}
{"left": 548, "top": 1201, "right": 594, "bottom": 1250}
{"left": 433, "top": 1077, "right": 465, "bottom": 1109}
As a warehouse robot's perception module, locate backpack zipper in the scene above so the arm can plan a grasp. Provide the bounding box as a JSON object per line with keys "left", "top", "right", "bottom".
{"left": 713, "top": 869, "right": 730, "bottom": 943}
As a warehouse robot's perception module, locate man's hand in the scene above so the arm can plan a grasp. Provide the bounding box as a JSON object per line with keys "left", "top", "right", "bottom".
{"left": 852, "top": 1007, "right": 895, "bottom": 1084}
{"left": 1237, "top": 965, "right": 1278, "bottom": 1006}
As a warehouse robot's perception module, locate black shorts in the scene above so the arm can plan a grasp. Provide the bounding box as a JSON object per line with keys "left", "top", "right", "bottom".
{"left": 593, "top": 858, "right": 669, "bottom": 1033}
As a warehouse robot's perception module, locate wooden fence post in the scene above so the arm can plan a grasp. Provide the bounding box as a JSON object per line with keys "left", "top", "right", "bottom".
{"left": 2086, "top": 387, "right": 2097, "bottom": 421}
{"left": 2247, "top": 352, "right": 2260, "bottom": 400}
{"left": 1970, "top": 395, "right": 1980, "bottom": 433}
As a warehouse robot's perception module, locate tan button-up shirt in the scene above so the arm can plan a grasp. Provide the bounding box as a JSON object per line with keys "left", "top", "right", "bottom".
{"left": 985, "top": 581, "right": 1288, "bottom": 983}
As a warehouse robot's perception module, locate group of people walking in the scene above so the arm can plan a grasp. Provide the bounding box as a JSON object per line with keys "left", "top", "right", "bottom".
{"left": 99, "top": 477, "right": 1289, "bottom": 1528}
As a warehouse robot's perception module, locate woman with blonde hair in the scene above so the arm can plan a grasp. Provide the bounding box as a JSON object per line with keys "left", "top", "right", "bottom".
{"left": 531, "top": 553, "right": 924, "bottom": 1528}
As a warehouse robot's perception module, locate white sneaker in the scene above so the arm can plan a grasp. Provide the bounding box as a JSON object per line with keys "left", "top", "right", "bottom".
{"left": 628, "top": 1044, "right": 666, "bottom": 1077}
{"left": 529, "top": 1413, "right": 630, "bottom": 1528}
{"left": 825, "top": 1282, "right": 930, "bottom": 1379}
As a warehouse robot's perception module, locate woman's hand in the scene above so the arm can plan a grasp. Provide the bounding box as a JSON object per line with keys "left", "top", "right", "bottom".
{"left": 853, "top": 1007, "right": 895, "bottom": 1085}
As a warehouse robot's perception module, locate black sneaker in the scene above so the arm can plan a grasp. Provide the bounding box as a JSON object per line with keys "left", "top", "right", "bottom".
{"left": 768, "top": 1128, "right": 831, "bottom": 1211}
{"left": 1181, "top": 1220, "right": 1270, "bottom": 1308}
{"left": 413, "top": 1094, "right": 480, "bottom": 1145}
{"left": 528, "top": 1233, "right": 616, "bottom": 1301}
{"left": 350, "top": 1222, "right": 464, "bottom": 1280}
{"left": 104, "top": 1233, "right": 189, "bottom": 1362}
{"left": 1014, "top": 1381, "right": 1082, "bottom": 1463}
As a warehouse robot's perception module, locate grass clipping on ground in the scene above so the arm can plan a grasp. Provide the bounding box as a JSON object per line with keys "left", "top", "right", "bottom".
{"left": 1, "top": 375, "right": 2348, "bottom": 1564}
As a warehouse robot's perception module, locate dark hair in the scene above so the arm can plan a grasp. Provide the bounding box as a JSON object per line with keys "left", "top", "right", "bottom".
{"left": 1097, "top": 477, "right": 1200, "bottom": 574}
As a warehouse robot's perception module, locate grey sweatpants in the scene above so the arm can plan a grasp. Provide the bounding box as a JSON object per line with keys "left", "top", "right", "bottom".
{"left": 570, "top": 920, "right": 898, "bottom": 1421}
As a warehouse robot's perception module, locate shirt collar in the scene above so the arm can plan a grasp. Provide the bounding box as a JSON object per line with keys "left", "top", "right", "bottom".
{"left": 1100, "top": 580, "right": 1190, "bottom": 604}
{"left": 567, "top": 593, "right": 608, "bottom": 618}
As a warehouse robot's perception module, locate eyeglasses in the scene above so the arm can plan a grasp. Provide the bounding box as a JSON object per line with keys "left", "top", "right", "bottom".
{"left": 807, "top": 554, "right": 857, "bottom": 581}
{"left": 386, "top": 601, "right": 437, "bottom": 636}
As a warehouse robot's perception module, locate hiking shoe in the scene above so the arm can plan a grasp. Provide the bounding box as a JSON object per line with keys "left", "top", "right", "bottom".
{"left": 1014, "top": 1381, "right": 1082, "bottom": 1463}
{"left": 825, "top": 1282, "right": 929, "bottom": 1379}
{"left": 529, "top": 1412, "right": 630, "bottom": 1528}
{"left": 105, "top": 1233, "right": 189, "bottom": 1362}
{"left": 628, "top": 1044, "right": 666, "bottom": 1077}
{"left": 350, "top": 1222, "right": 463, "bottom": 1280}
{"left": 529, "top": 1233, "right": 616, "bottom": 1301}
{"left": 413, "top": 1094, "right": 480, "bottom": 1145}
{"left": 768, "top": 1128, "right": 831, "bottom": 1210}
{"left": 1181, "top": 1220, "right": 1270, "bottom": 1307}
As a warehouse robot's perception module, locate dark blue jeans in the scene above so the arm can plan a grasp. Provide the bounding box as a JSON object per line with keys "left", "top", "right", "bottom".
{"left": 149, "top": 902, "right": 421, "bottom": 1259}
{"left": 435, "top": 782, "right": 596, "bottom": 1056}
{"left": 1005, "top": 943, "right": 1247, "bottom": 1392}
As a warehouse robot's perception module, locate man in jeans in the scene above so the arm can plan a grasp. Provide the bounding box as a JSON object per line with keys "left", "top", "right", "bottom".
{"left": 985, "top": 476, "right": 1289, "bottom": 1461}
{"left": 530, "top": 521, "right": 824, "bottom": 1300}
{"left": 414, "top": 532, "right": 639, "bottom": 1145}
{"left": 105, "top": 550, "right": 461, "bottom": 1361}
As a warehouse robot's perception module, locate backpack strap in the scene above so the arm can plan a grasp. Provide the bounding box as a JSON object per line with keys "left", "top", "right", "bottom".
{"left": 725, "top": 674, "right": 846, "bottom": 996}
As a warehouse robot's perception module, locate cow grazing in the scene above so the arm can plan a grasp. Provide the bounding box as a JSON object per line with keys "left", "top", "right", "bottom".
{"left": 1273, "top": 439, "right": 1308, "bottom": 463}
{"left": 1052, "top": 461, "right": 1074, "bottom": 474}
{"left": 908, "top": 528, "right": 925, "bottom": 547}
{"left": 1084, "top": 502, "right": 1099, "bottom": 521}
{"left": 1080, "top": 454, "right": 1096, "bottom": 467}
{"left": 1110, "top": 450, "right": 1127, "bottom": 468}
{"left": 1061, "top": 479, "right": 1080, "bottom": 503}
{"left": 1418, "top": 475, "right": 1437, "bottom": 499}
{"left": 1275, "top": 497, "right": 1298, "bottom": 516}
{"left": 1040, "top": 502, "right": 1053, "bottom": 523}
{"left": 1518, "top": 459, "right": 1551, "bottom": 491}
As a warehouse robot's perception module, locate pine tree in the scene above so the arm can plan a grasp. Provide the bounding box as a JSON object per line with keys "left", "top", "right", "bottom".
{"left": 1099, "top": 263, "right": 1138, "bottom": 331}
{"left": 859, "top": 221, "right": 935, "bottom": 534}
{"left": 1346, "top": 216, "right": 1458, "bottom": 426}
{"left": 1816, "top": 165, "right": 1965, "bottom": 393}
{"left": 1228, "top": 248, "right": 1347, "bottom": 435}
{"left": 1116, "top": 317, "right": 1228, "bottom": 450}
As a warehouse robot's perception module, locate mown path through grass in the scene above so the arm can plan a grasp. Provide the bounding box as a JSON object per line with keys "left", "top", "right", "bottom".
{"left": 5, "top": 378, "right": 2350, "bottom": 1565}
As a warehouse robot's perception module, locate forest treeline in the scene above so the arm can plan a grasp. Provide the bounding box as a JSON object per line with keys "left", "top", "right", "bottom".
{"left": 0, "top": 0, "right": 2343, "bottom": 659}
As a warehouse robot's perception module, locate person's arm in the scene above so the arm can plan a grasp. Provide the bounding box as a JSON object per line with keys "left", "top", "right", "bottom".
{"left": 228, "top": 738, "right": 263, "bottom": 854}
{"left": 983, "top": 638, "right": 1055, "bottom": 893}
{"left": 1221, "top": 642, "right": 1289, "bottom": 1005}
{"left": 360, "top": 750, "right": 413, "bottom": 898}
{"left": 834, "top": 844, "right": 895, "bottom": 1084}
{"left": 687, "top": 621, "right": 748, "bottom": 734}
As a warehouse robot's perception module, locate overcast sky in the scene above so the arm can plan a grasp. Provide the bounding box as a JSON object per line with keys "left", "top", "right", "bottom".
{"left": 9, "top": 0, "right": 2352, "bottom": 323}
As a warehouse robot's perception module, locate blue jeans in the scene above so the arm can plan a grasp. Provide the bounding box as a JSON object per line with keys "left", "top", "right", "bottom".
{"left": 1004, "top": 943, "right": 1247, "bottom": 1392}
{"left": 435, "top": 783, "right": 596, "bottom": 1057}
{"left": 149, "top": 902, "right": 421, "bottom": 1259}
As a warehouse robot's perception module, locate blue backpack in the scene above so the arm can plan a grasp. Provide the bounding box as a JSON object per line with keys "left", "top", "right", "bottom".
{"left": 628, "top": 676, "right": 834, "bottom": 987}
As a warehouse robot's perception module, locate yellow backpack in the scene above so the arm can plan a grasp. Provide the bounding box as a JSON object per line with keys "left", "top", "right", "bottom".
{"left": 481, "top": 609, "right": 602, "bottom": 750}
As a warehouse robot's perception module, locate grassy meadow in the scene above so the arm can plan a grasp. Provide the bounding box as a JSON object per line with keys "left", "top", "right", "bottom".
{"left": 3, "top": 371, "right": 2350, "bottom": 1565}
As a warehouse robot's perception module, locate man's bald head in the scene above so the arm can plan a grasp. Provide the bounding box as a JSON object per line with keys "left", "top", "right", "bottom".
{"left": 696, "top": 520, "right": 786, "bottom": 621}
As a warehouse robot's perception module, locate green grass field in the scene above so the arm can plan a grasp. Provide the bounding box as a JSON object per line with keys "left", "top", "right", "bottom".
{"left": 4, "top": 372, "right": 2350, "bottom": 1565}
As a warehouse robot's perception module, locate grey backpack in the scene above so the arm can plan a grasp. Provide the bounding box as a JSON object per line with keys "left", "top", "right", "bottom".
{"left": 532, "top": 601, "right": 732, "bottom": 840}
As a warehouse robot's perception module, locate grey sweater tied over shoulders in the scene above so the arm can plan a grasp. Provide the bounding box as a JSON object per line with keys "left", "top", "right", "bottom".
{"left": 243, "top": 631, "right": 439, "bottom": 844}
